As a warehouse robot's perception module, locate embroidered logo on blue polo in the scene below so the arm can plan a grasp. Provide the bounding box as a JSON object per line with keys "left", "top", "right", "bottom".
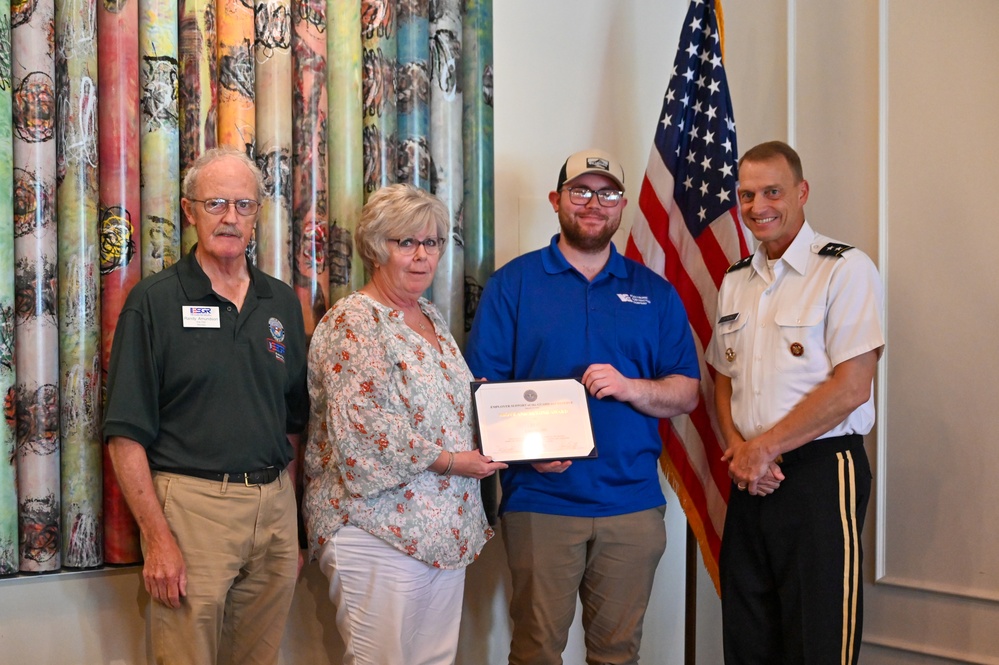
{"left": 616, "top": 293, "right": 651, "bottom": 305}
{"left": 267, "top": 317, "right": 286, "bottom": 362}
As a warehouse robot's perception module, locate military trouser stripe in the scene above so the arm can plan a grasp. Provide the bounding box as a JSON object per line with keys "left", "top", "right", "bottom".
{"left": 837, "top": 450, "right": 861, "bottom": 665}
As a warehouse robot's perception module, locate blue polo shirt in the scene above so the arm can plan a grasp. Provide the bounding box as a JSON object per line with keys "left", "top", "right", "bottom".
{"left": 466, "top": 235, "right": 699, "bottom": 517}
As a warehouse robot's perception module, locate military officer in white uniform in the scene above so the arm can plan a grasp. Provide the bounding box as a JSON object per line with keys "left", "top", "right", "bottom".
{"left": 707, "top": 141, "right": 884, "bottom": 665}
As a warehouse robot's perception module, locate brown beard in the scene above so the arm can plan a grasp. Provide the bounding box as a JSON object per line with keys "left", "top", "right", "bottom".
{"left": 558, "top": 209, "right": 620, "bottom": 252}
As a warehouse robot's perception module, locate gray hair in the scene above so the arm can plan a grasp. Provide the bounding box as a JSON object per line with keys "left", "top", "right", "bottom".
{"left": 356, "top": 183, "right": 450, "bottom": 273}
{"left": 182, "top": 146, "right": 266, "bottom": 201}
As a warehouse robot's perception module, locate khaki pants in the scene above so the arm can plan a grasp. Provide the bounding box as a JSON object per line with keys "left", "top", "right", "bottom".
{"left": 147, "top": 470, "right": 298, "bottom": 665}
{"left": 502, "top": 508, "right": 667, "bottom": 665}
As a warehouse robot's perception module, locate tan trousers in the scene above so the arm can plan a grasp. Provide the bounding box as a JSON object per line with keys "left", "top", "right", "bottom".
{"left": 147, "top": 470, "right": 298, "bottom": 665}
{"left": 502, "top": 508, "right": 667, "bottom": 665}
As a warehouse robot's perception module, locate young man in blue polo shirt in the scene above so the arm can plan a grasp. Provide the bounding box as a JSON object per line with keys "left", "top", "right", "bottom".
{"left": 466, "top": 148, "right": 701, "bottom": 665}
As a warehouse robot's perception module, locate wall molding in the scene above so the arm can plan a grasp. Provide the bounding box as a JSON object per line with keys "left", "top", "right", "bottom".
{"left": 864, "top": 635, "right": 999, "bottom": 665}
{"left": 786, "top": 0, "right": 796, "bottom": 145}
{"left": 873, "top": 0, "right": 996, "bottom": 606}
{"left": 874, "top": 575, "right": 999, "bottom": 605}
{"left": 0, "top": 564, "right": 137, "bottom": 588}
{"left": 874, "top": 0, "right": 890, "bottom": 586}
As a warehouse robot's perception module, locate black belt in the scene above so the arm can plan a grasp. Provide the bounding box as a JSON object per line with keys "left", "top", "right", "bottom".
{"left": 159, "top": 466, "right": 282, "bottom": 486}
{"left": 779, "top": 434, "right": 863, "bottom": 466}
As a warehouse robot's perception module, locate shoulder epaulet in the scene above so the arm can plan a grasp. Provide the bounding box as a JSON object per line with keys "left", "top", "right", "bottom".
{"left": 726, "top": 256, "right": 753, "bottom": 273}
{"left": 818, "top": 242, "right": 854, "bottom": 257}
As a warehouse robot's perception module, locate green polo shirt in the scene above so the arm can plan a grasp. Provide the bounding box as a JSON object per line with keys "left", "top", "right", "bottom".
{"left": 103, "top": 249, "right": 309, "bottom": 473}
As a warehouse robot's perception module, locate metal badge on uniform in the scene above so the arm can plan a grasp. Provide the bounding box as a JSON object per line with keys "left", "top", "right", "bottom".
{"left": 182, "top": 306, "right": 220, "bottom": 328}
{"left": 790, "top": 342, "right": 804, "bottom": 357}
{"left": 718, "top": 312, "right": 739, "bottom": 324}
{"left": 725, "top": 348, "right": 736, "bottom": 362}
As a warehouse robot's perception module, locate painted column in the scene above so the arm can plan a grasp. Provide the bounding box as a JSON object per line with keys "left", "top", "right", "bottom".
{"left": 98, "top": 0, "right": 142, "bottom": 566}
{"left": 460, "top": 0, "right": 491, "bottom": 331}
{"left": 254, "top": 0, "right": 293, "bottom": 282}
{"left": 0, "top": 0, "right": 19, "bottom": 576}
{"left": 429, "top": 0, "right": 463, "bottom": 340}
{"left": 461, "top": 0, "right": 494, "bottom": 518}
{"left": 12, "top": 0, "right": 60, "bottom": 574}
{"left": 326, "top": 0, "right": 364, "bottom": 301}
{"left": 361, "top": 0, "right": 396, "bottom": 198}
{"left": 139, "top": 0, "right": 180, "bottom": 275}
{"left": 396, "top": 0, "right": 429, "bottom": 191}
{"left": 217, "top": 0, "right": 255, "bottom": 154}
{"left": 179, "top": 0, "right": 218, "bottom": 255}
{"left": 291, "top": 0, "right": 329, "bottom": 332}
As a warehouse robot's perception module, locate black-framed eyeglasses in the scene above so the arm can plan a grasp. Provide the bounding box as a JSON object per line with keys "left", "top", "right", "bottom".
{"left": 389, "top": 237, "right": 446, "bottom": 255}
{"left": 188, "top": 198, "right": 260, "bottom": 216}
{"left": 562, "top": 187, "right": 624, "bottom": 207}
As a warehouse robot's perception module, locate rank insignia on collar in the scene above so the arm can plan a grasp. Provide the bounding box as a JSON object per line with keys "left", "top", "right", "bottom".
{"left": 725, "top": 348, "right": 736, "bottom": 362}
{"left": 726, "top": 256, "right": 753, "bottom": 273}
{"left": 790, "top": 342, "right": 804, "bottom": 357}
{"left": 818, "top": 242, "right": 854, "bottom": 257}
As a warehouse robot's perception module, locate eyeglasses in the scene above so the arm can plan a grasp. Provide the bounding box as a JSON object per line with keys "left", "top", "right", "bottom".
{"left": 188, "top": 198, "right": 260, "bottom": 216}
{"left": 562, "top": 187, "right": 624, "bottom": 207}
{"left": 389, "top": 237, "right": 446, "bottom": 255}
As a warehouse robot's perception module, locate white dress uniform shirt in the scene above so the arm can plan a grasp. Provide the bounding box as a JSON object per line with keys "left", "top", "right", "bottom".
{"left": 707, "top": 221, "right": 885, "bottom": 441}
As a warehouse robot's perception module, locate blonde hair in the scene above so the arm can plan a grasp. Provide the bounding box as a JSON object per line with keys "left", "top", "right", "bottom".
{"left": 355, "top": 184, "right": 450, "bottom": 273}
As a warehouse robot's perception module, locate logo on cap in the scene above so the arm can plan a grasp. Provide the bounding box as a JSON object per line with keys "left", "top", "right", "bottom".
{"left": 586, "top": 157, "right": 610, "bottom": 170}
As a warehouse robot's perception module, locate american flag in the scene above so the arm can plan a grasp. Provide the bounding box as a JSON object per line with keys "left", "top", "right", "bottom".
{"left": 625, "top": 0, "right": 749, "bottom": 594}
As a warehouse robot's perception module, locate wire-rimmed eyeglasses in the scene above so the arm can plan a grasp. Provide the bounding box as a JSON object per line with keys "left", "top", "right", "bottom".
{"left": 188, "top": 198, "right": 260, "bottom": 216}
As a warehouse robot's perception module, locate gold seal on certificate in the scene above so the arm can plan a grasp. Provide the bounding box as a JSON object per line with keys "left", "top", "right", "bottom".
{"left": 470, "top": 378, "right": 597, "bottom": 463}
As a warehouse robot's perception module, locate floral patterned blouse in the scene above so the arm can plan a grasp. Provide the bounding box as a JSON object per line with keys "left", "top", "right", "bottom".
{"left": 303, "top": 291, "right": 493, "bottom": 569}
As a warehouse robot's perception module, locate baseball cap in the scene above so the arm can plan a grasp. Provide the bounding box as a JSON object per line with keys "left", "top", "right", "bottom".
{"left": 556, "top": 149, "right": 625, "bottom": 192}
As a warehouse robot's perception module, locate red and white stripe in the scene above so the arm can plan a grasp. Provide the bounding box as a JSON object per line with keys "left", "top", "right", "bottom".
{"left": 625, "top": 144, "right": 750, "bottom": 593}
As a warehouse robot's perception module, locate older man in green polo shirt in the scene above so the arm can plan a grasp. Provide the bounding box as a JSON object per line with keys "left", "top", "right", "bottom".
{"left": 103, "top": 146, "right": 308, "bottom": 665}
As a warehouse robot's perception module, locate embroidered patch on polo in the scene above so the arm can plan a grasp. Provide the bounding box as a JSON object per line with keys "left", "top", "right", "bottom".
{"left": 267, "top": 317, "right": 287, "bottom": 362}
{"left": 616, "top": 293, "right": 651, "bottom": 305}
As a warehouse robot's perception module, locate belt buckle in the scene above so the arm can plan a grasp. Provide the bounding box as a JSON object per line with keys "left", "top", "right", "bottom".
{"left": 244, "top": 473, "right": 255, "bottom": 487}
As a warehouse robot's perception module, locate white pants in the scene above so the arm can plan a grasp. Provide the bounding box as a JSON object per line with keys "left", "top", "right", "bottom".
{"left": 319, "top": 526, "right": 466, "bottom": 665}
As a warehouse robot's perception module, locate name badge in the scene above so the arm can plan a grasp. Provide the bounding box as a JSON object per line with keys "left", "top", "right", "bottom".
{"left": 182, "top": 306, "right": 220, "bottom": 328}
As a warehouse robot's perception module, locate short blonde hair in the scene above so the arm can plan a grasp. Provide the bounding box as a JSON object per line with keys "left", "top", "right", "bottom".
{"left": 356, "top": 184, "right": 450, "bottom": 273}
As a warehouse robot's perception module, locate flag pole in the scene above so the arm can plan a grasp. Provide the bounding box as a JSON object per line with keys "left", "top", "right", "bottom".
{"left": 685, "top": 523, "right": 697, "bottom": 665}
{"left": 625, "top": 0, "right": 747, "bottom": 655}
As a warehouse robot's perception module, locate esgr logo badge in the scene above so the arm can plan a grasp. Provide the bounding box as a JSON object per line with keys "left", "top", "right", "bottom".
{"left": 267, "top": 317, "right": 287, "bottom": 362}
{"left": 524, "top": 390, "right": 538, "bottom": 402}
{"left": 268, "top": 317, "right": 285, "bottom": 342}
{"left": 181, "top": 305, "right": 220, "bottom": 328}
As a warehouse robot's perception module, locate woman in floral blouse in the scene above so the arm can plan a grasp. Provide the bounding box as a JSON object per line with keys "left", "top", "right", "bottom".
{"left": 304, "top": 183, "right": 507, "bottom": 665}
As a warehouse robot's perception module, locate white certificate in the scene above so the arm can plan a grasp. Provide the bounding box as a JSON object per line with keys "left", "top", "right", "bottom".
{"left": 471, "top": 378, "right": 597, "bottom": 463}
